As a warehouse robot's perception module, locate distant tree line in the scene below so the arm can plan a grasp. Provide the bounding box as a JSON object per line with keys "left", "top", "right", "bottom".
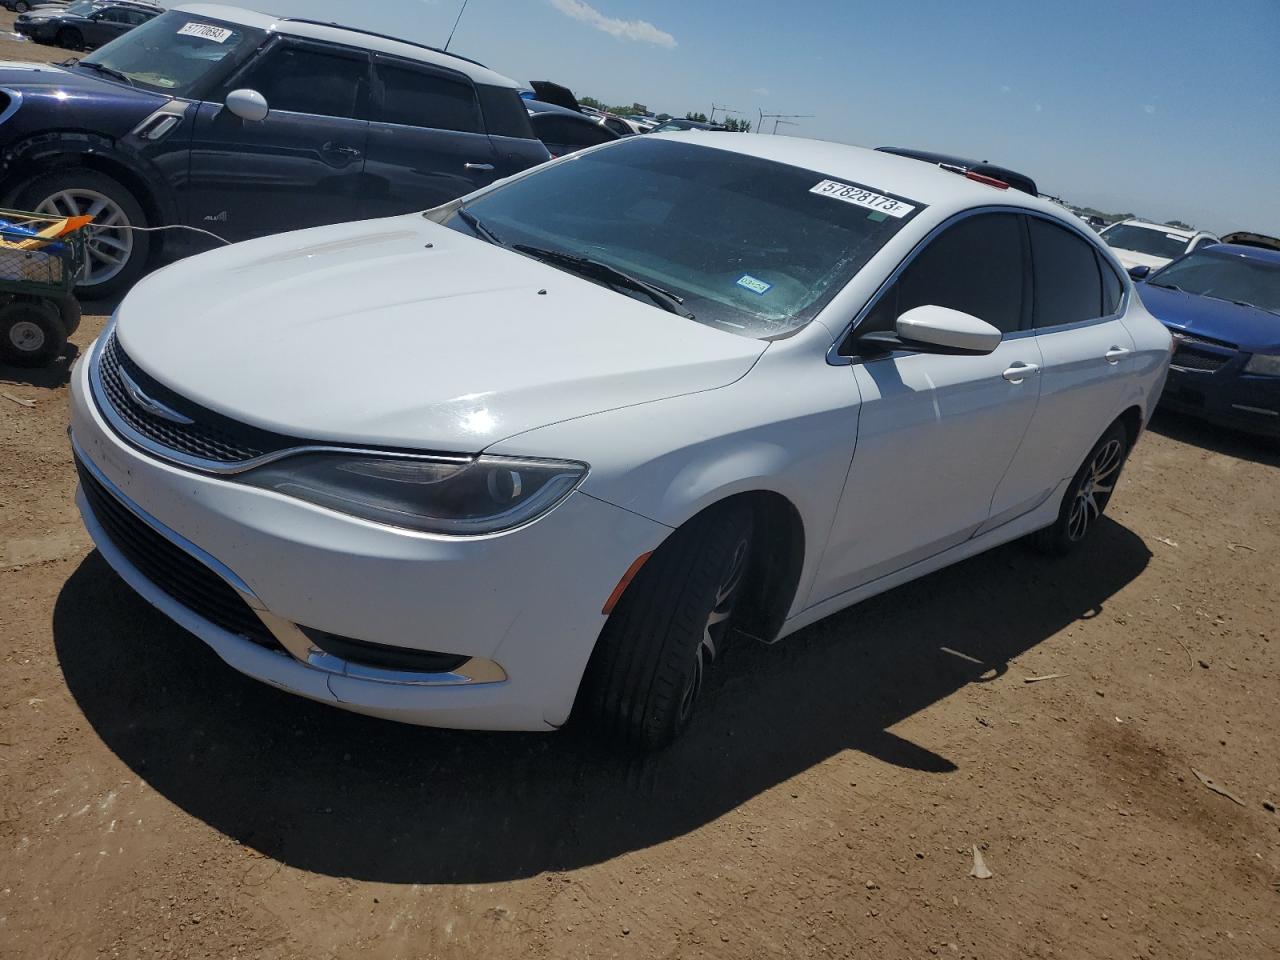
{"left": 685, "top": 111, "right": 752, "bottom": 132}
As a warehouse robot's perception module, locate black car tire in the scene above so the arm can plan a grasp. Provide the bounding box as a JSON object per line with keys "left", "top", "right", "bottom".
{"left": 576, "top": 500, "right": 754, "bottom": 751}
{"left": 1032, "top": 422, "right": 1129, "bottom": 555}
{"left": 14, "top": 1, "right": 30, "bottom": 12}
{"left": 54, "top": 294, "right": 82, "bottom": 337}
{"left": 15, "top": 168, "right": 151, "bottom": 300}
{"left": 56, "top": 27, "right": 84, "bottom": 51}
{"left": 0, "top": 299, "right": 67, "bottom": 367}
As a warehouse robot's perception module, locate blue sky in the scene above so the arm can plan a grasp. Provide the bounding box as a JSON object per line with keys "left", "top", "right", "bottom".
{"left": 211, "top": 0, "right": 1279, "bottom": 234}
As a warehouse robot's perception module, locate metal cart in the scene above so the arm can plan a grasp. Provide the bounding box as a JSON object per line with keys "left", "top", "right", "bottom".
{"left": 0, "top": 208, "right": 86, "bottom": 367}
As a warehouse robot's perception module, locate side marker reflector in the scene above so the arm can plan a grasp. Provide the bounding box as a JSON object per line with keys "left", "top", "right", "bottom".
{"left": 602, "top": 551, "right": 653, "bottom": 615}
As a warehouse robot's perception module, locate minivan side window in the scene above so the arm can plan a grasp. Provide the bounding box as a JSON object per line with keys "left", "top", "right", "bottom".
{"left": 854, "top": 212, "right": 1026, "bottom": 341}
{"left": 1029, "top": 217, "right": 1104, "bottom": 328}
{"left": 1097, "top": 250, "right": 1123, "bottom": 315}
{"left": 237, "top": 44, "right": 370, "bottom": 120}
{"left": 374, "top": 60, "right": 483, "bottom": 133}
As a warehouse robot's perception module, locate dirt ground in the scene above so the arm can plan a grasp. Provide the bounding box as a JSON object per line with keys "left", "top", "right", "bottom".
{"left": 2, "top": 20, "right": 1280, "bottom": 960}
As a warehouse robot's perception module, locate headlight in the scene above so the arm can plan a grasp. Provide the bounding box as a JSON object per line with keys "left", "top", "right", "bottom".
{"left": 1243, "top": 353, "right": 1280, "bottom": 376}
{"left": 239, "top": 452, "right": 587, "bottom": 535}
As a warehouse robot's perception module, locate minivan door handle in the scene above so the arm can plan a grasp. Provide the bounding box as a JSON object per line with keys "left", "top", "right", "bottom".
{"left": 464, "top": 162, "right": 495, "bottom": 172}
{"left": 321, "top": 141, "right": 362, "bottom": 163}
{"left": 1104, "top": 346, "right": 1130, "bottom": 364}
{"left": 1002, "top": 361, "right": 1040, "bottom": 383}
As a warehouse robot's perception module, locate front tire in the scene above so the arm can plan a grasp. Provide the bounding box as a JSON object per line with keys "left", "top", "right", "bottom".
{"left": 1033, "top": 422, "right": 1129, "bottom": 555}
{"left": 56, "top": 27, "right": 84, "bottom": 51}
{"left": 577, "top": 501, "right": 754, "bottom": 750}
{"left": 15, "top": 168, "right": 150, "bottom": 299}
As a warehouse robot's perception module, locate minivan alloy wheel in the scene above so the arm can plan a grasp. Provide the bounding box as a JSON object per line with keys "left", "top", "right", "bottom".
{"left": 35, "top": 189, "right": 135, "bottom": 287}
{"left": 1068, "top": 437, "right": 1123, "bottom": 541}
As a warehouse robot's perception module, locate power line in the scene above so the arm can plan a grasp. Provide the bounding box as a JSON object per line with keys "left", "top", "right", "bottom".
{"left": 757, "top": 110, "right": 814, "bottom": 134}
{"left": 709, "top": 103, "right": 741, "bottom": 123}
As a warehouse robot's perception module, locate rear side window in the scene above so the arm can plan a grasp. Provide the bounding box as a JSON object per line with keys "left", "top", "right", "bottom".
{"left": 1097, "top": 251, "right": 1123, "bottom": 315}
{"left": 858, "top": 212, "right": 1026, "bottom": 337}
{"left": 476, "top": 84, "right": 536, "bottom": 139}
{"left": 373, "top": 59, "right": 482, "bottom": 133}
{"left": 239, "top": 44, "right": 369, "bottom": 119}
{"left": 1029, "top": 217, "right": 1103, "bottom": 327}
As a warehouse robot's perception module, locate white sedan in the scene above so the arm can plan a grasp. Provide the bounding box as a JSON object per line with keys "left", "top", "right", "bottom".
{"left": 69, "top": 134, "right": 1172, "bottom": 749}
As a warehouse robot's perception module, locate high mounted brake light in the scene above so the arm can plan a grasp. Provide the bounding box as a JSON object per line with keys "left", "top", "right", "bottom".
{"left": 964, "top": 171, "right": 1010, "bottom": 190}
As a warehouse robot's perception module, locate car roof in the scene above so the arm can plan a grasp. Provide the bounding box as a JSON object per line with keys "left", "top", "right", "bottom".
{"left": 1112, "top": 219, "right": 1202, "bottom": 240}
{"left": 173, "top": 3, "right": 523, "bottom": 89}
{"left": 1197, "top": 242, "right": 1280, "bottom": 265}
{"left": 659, "top": 133, "right": 1070, "bottom": 219}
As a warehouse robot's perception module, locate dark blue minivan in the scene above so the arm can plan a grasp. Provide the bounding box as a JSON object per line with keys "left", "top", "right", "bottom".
{"left": 0, "top": 5, "right": 550, "bottom": 295}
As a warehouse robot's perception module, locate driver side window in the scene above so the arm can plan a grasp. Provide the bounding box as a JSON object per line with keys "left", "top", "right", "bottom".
{"left": 849, "top": 212, "right": 1027, "bottom": 349}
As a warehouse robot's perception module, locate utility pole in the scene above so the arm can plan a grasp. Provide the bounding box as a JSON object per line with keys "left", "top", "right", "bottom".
{"left": 444, "top": 0, "right": 470, "bottom": 51}
{"left": 709, "top": 103, "right": 740, "bottom": 123}
{"left": 757, "top": 112, "right": 814, "bottom": 134}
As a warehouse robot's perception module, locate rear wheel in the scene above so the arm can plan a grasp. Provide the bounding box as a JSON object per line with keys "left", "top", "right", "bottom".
{"left": 577, "top": 501, "right": 754, "bottom": 750}
{"left": 14, "top": 1, "right": 30, "bottom": 12}
{"left": 16, "top": 168, "right": 150, "bottom": 299}
{"left": 0, "top": 300, "right": 66, "bottom": 367}
{"left": 56, "top": 27, "right": 84, "bottom": 51}
{"left": 1033, "top": 422, "right": 1129, "bottom": 555}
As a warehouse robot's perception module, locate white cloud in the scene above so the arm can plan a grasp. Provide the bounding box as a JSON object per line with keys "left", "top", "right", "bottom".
{"left": 1143, "top": 104, "right": 1156, "bottom": 115}
{"left": 753, "top": 87, "right": 771, "bottom": 96}
{"left": 1034, "top": 102, "right": 1043, "bottom": 112}
{"left": 548, "top": 0, "right": 676, "bottom": 48}
{"left": 1000, "top": 84, "right": 1011, "bottom": 94}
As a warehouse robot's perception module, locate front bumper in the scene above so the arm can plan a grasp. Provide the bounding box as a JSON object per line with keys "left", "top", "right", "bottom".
{"left": 69, "top": 345, "right": 669, "bottom": 730}
{"left": 1160, "top": 363, "right": 1280, "bottom": 438}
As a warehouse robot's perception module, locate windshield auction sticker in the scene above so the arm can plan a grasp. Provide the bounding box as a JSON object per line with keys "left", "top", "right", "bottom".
{"left": 810, "top": 179, "right": 916, "bottom": 218}
{"left": 177, "top": 22, "right": 233, "bottom": 43}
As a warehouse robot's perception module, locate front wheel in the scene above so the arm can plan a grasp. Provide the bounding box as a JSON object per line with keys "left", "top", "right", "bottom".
{"left": 56, "top": 27, "right": 84, "bottom": 51}
{"left": 14, "top": 1, "right": 30, "bottom": 12}
{"left": 16, "top": 168, "right": 151, "bottom": 299}
{"left": 576, "top": 501, "right": 754, "bottom": 750}
{"left": 0, "top": 300, "right": 66, "bottom": 367}
{"left": 1032, "top": 422, "right": 1129, "bottom": 555}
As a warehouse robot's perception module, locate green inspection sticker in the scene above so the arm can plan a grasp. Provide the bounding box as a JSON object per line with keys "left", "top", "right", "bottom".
{"left": 736, "top": 274, "right": 772, "bottom": 295}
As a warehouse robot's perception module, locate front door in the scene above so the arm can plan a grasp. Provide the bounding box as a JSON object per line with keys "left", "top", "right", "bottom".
{"left": 811, "top": 211, "right": 1043, "bottom": 603}
{"left": 186, "top": 38, "right": 371, "bottom": 240}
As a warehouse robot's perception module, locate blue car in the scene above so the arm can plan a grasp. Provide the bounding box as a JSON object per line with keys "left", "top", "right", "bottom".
{"left": 1134, "top": 244, "right": 1280, "bottom": 437}
{"left": 0, "top": 5, "right": 549, "bottom": 296}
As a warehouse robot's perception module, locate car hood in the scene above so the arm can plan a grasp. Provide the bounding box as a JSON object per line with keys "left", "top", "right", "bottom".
{"left": 1138, "top": 282, "right": 1280, "bottom": 352}
{"left": 115, "top": 215, "right": 768, "bottom": 453}
{"left": 1109, "top": 248, "right": 1173, "bottom": 271}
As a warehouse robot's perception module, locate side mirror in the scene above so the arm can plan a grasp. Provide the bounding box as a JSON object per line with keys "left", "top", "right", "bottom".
{"left": 897, "top": 304, "right": 1001, "bottom": 354}
{"left": 1127, "top": 265, "right": 1151, "bottom": 281}
{"left": 225, "top": 88, "right": 269, "bottom": 122}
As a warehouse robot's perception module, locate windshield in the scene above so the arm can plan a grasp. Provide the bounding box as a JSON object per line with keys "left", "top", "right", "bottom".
{"left": 1149, "top": 251, "right": 1280, "bottom": 315}
{"left": 63, "top": 1, "right": 99, "bottom": 15}
{"left": 449, "top": 138, "right": 922, "bottom": 338}
{"left": 1101, "top": 223, "right": 1192, "bottom": 260}
{"left": 78, "top": 11, "right": 263, "bottom": 97}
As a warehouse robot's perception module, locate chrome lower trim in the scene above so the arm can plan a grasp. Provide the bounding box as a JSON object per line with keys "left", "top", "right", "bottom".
{"left": 74, "top": 434, "right": 506, "bottom": 688}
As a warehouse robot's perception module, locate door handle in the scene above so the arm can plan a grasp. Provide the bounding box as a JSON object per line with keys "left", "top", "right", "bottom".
{"left": 1002, "top": 361, "right": 1040, "bottom": 383}
{"left": 464, "top": 162, "right": 495, "bottom": 172}
{"left": 1104, "top": 346, "right": 1130, "bottom": 364}
{"left": 321, "top": 141, "right": 362, "bottom": 161}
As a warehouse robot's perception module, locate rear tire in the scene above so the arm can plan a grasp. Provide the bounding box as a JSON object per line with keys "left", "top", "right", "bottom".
{"left": 577, "top": 501, "right": 754, "bottom": 751}
{"left": 15, "top": 168, "right": 150, "bottom": 299}
{"left": 0, "top": 300, "right": 66, "bottom": 367}
{"left": 1032, "top": 422, "right": 1129, "bottom": 555}
{"left": 56, "top": 27, "right": 84, "bottom": 51}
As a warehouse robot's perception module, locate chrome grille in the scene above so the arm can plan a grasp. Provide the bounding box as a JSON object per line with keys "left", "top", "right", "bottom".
{"left": 95, "top": 332, "right": 292, "bottom": 466}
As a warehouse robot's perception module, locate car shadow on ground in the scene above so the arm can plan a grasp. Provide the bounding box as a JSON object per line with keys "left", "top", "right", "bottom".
{"left": 53, "top": 518, "right": 1149, "bottom": 884}
{"left": 1148, "top": 409, "right": 1279, "bottom": 467}
{"left": 1, "top": 342, "right": 80, "bottom": 388}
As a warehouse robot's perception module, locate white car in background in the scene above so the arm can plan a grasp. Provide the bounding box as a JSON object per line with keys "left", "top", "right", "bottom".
{"left": 70, "top": 135, "right": 1172, "bottom": 749}
{"left": 1100, "top": 218, "right": 1219, "bottom": 272}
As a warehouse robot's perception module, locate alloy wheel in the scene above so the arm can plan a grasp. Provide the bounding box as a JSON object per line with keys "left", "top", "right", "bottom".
{"left": 1067, "top": 438, "right": 1123, "bottom": 541}
{"left": 35, "top": 188, "right": 135, "bottom": 288}
{"left": 678, "top": 537, "right": 750, "bottom": 721}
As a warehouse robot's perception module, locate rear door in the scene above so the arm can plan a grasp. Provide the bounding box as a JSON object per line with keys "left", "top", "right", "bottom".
{"left": 811, "top": 212, "right": 1044, "bottom": 602}
{"left": 983, "top": 216, "right": 1135, "bottom": 532}
{"left": 186, "top": 38, "right": 371, "bottom": 239}
{"left": 360, "top": 54, "right": 498, "bottom": 218}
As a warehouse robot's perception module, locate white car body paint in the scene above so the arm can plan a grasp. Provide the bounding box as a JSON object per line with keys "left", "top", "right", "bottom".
{"left": 70, "top": 134, "right": 1173, "bottom": 730}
